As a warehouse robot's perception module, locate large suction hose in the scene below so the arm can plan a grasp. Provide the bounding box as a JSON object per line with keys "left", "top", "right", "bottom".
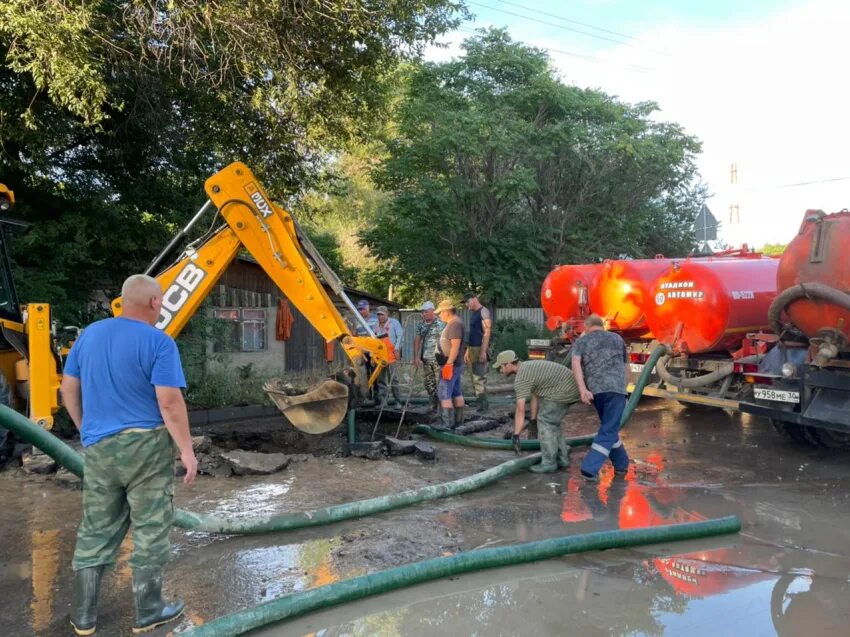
{"left": 655, "top": 355, "right": 734, "bottom": 389}
{"left": 416, "top": 345, "right": 667, "bottom": 449}
{"left": 0, "top": 404, "right": 544, "bottom": 535}
{"left": 768, "top": 282, "right": 850, "bottom": 336}
{"left": 184, "top": 515, "right": 742, "bottom": 637}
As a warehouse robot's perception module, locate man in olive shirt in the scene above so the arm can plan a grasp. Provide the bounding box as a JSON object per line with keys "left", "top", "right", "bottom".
{"left": 495, "top": 350, "right": 580, "bottom": 473}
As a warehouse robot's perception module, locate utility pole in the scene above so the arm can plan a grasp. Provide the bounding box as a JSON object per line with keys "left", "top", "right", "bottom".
{"left": 728, "top": 162, "right": 740, "bottom": 248}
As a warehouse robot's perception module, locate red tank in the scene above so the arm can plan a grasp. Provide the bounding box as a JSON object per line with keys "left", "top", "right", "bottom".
{"left": 589, "top": 257, "right": 678, "bottom": 338}
{"left": 776, "top": 209, "right": 850, "bottom": 342}
{"left": 645, "top": 258, "right": 779, "bottom": 353}
{"left": 540, "top": 264, "right": 601, "bottom": 331}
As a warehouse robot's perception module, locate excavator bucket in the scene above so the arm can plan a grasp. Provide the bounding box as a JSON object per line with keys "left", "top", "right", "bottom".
{"left": 264, "top": 379, "right": 350, "bottom": 434}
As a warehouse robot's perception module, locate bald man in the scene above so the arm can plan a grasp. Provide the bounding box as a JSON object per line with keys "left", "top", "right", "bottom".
{"left": 61, "top": 274, "right": 197, "bottom": 635}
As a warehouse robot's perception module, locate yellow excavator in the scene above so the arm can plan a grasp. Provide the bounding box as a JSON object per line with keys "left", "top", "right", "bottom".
{"left": 0, "top": 163, "right": 389, "bottom": 459}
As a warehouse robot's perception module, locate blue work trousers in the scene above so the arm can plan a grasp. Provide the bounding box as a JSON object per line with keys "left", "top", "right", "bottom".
{"left": 580, "top": 392, "right": 629, "bottom": 476}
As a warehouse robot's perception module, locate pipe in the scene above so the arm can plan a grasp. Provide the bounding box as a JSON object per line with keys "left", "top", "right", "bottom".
{"left": 0, "top": 403, "right": 543, "bottom": 534}
{"left": 768, "top": 282, "right": 850, "bottom": 336}
{"left": 415, "top": 346, "right": 667, "bottom": 449}
{"left": 184, "top": 515, "right": 742, "bottom": 637}
{"left": 347, "top": 409, "right": 356, "bottom": 444}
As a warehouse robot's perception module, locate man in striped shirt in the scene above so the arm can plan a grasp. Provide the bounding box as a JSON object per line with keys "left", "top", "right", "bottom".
{"left": 495, "top": 350, "right": 580, "bottom": 473}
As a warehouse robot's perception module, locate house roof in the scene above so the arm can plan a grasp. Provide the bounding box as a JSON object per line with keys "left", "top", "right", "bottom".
{"left": 233, "top": 255, "right": 400, "bottom": 309}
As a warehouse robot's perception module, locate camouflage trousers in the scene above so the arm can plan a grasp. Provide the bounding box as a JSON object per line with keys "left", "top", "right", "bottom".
{"left": 537, "top": 399, "right": 571, "bottom": 470}
{"left": 73, "top": 427, "right": 175, "bottom": 571}
{"left": 422, "top": 360, "right": 441, "bottom": 404}
{"left": 467, "top": 346, "right": 489, "bottom": 401}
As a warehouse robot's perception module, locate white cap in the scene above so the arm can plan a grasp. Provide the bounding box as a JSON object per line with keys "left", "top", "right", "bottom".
{"left": 420, "top": 301, "right": 435, "bottom": 311}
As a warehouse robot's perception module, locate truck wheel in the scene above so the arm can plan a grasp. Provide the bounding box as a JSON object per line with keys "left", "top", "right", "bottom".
{"left": 771, "top": 419, "right": 812, "bottom": 446}
{"left": 810, "top": 428, "right": 850, "bottom": 449}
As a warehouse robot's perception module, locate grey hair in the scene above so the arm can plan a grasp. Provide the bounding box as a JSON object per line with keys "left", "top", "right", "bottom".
{"left": 121, "top": 274, "right": 161, "bottom": 306}
{"left": 584, "top": 313, "right": 604, "bottom": 328}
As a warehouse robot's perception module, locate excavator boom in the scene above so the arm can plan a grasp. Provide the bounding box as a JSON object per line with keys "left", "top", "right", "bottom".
{"left": 113, "top": 162, "right": 389, "bottom": 432}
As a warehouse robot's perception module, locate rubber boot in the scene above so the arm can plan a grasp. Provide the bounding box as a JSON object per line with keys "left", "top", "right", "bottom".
{"left": 530, "top": 422, "right": 558, "bottom": 473}
{"left": 132, "top": 567, "right": 185, "bottom": 634}
{"left": 556, "top": 432, "right": 571, "bottom": 469}
{"left": 70, "top": 566, "right": 105, "bottom": 636}
{"left": 453, "top": 405, "right": 464, "bottom": 429}
{"left": 434, "top": 407, "right": 454, "bottom": 431}
{"left": 476, "top": 395, "right": 489, "bottom": 412}
{"left": 429, "top": 396, "right": 440, "bottom": 413}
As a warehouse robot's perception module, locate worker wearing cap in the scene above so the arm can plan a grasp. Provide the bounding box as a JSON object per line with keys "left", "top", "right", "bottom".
{"left": 495, "top": 350, "right": 579, "bottom": 473}
{"left": 434, "top": 299, "right": 466, "bottom": 430}
{"left": 353, "top": 299, "right": 378, "bottom": 337}
{"left": 374, "top": 306, "right": 404, "bottom": 405}
{"left": 463, "top": 291, "right": 492, "bottom": 411}
{"left": 571, "top": 314, "right": 630, "bottom": 480}
{"left": 413, "top": 301, "right": 445, "bottom": 411}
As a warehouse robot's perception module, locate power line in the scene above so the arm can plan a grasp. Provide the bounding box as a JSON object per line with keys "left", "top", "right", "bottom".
{"left": 774, "top": 176, "right": 850, "bottom": 189}
{"left": 466, "top": 0, "right": 672, "bottom": 58}
{"left": 492, "top": 0, "right": 641, "bottom": 43}
{"left": 454, "top": 27, "right": 655, "bottom": 74}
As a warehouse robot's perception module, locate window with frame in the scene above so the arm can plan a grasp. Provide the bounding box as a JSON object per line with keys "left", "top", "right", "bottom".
{"left": 213, "top": 308, "right": 267, "bottom": 352}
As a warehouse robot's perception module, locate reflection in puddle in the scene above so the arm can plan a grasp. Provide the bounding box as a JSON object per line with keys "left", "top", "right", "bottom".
{"left": 218, "top": 537, "right": 342, "bottom": 603}
{"left": 201, "top": 479, "right": 295, "bottom": 517}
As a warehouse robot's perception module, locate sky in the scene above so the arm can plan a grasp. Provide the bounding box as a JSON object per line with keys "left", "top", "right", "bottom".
{"left": 424, "top": 0, "right": 850, "bottom": 248}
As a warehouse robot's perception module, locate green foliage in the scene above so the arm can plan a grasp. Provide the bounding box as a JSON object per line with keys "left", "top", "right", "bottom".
{"left": 184, "top": 365, "right": 276, "bottom": 409}
{"left": 0, "top": 1, "right": 466, "bottom": 319}
{"left": 761, "top": 243, "right": 787, "bottom": 256}
{"left": 490, "top": 318, "right": 551, "bottom": 359}
{"left": 361, "top": 29, "right": 705, "bottom": 306}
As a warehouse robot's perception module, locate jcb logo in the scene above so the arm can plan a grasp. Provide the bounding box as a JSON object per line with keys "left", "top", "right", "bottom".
{"left": 156, "top": 263, "right": 206, "bottom": 330}
{"left": 244, "top": 182, "right": 274, "bottom": 218}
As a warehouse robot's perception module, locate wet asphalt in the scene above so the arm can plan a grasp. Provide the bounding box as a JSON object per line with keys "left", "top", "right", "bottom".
{"left": 1, "top": 398, "right": 849, "bottom": 636}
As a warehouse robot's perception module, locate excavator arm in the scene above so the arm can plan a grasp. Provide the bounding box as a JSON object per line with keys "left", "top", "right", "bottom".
{"left": 112, "top": 162, "right": 390, "bottom": 431}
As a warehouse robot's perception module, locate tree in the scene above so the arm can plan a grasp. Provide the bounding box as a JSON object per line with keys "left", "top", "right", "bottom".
{"left": 361, "top": 30, "right": 705, "bottom": 306}
{"left": 761, "top": 243, "right": 787, "bottom": 256}
{"left": 0, "top": 1, "right": 466, "bottom": 319}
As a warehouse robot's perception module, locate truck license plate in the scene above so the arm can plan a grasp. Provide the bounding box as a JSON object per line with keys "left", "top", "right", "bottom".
{"left": 754, "top": 387, "right": 800, "bottom": 403}
{"left": 630, "top": 363, "right": 644, "bottom": 373}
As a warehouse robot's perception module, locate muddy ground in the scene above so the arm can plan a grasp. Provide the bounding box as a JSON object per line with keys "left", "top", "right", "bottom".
{"left": 2, "top": 398, "right": 850, "bottom": 636}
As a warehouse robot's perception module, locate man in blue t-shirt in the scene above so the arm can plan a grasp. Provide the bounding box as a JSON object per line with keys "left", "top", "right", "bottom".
{"left": 463, "top": 291, "right": 492, "bottom": 411}
{"left": 61, "top": 274, "right": 197, "bottom": 636}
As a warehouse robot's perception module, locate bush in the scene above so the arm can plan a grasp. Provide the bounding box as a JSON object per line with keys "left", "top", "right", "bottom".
{"left": 490, "top": 318, "right": 552, "bottom": 359}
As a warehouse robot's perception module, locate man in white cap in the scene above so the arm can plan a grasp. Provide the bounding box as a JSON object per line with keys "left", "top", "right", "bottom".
{"left": 413, "top": 301, "right": 445, "bottom": 411}
{"left": 495, "top": 349, "right": 579, "bottom": 473}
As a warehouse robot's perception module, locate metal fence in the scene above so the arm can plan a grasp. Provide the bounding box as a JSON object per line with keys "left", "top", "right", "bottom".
{"left": 398, "top": 307, "right": 544, "bottom": 361}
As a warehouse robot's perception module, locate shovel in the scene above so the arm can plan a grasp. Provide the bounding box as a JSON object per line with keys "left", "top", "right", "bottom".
{"left": 264, "top": 379, "right": 350, "bottom": 434}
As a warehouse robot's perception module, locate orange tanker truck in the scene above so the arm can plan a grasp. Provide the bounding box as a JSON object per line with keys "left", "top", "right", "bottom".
{"left": 739, "top": 209, "right": 850, "bottom": 448}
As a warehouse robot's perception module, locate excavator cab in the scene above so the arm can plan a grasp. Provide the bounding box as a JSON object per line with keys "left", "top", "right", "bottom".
{"left": 111, "top": 162, "right": 389, "bottom": 433}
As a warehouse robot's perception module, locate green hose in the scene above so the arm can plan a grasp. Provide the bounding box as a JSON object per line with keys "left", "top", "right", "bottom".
{"left": 0, "top": 403, "right": 542, "bottom": 534}
{"left": 184, "top": 515, "right": 741, "bottom": 637}
{"left": 173, "top": 452, "right": 541, "bottom": 534}
{"left": 413, "top": 425, "right": 593, "bottom": 450}
{"left": 415, "top": 346, "right": 667, "bottom": 450}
